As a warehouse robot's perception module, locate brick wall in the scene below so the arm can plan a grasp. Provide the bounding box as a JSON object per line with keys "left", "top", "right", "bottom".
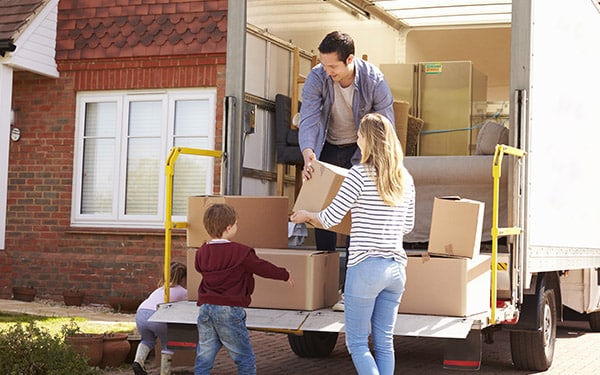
{"left": 0, "top": 251, "right": 11, "bottom": 299}
{"left": 4, "top": 0, "right": 229, "bottom": 305}
{"left": 7, "top": 54, "right": 226, "bottom": 304}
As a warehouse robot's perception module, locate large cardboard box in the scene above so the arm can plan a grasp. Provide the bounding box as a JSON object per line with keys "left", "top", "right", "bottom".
{"left": 293, "top": 160, "right": 351, "bottom": 235}
{"left": 251, "top": 249, "right": 339, "bottom": 310}
{"left": 187, "top": 248, "right": 339, "bottom": 310}
{"left": 187, "top": 248, "right": 200, "bottom": 300}
{"left": 399, "top": 255, "right": 491, "bottom": 317}
{"left": 187, "top": 195, "right": 289, "bottom": 248}
{"left": 427, "top": 197, "right": 485, "bottom": 259}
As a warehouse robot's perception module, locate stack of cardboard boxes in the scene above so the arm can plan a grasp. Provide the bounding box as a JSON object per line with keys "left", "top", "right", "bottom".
{"left": 186, "top": 195, "right": 339, "bottom": 311}
{"left": 400, "top": 197, "right": 491, "bottom": 317}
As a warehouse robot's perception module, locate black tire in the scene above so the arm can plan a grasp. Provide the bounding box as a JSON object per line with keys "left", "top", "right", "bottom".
{"left": 287, "top": 331, "right": 339, "bottom": 358}
{"left": 588, "top": 311, "right": 600, "bottom": 332}
{"left": 510, "top": 288, "right": 557, "bottom": 371}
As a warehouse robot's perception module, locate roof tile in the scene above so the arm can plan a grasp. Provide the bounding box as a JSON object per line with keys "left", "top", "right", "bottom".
{"left": 1, "top": 0, "right": 229, "bottom": 60}
{"left": 0, "top": 0, "right": 47, "bottom": 41}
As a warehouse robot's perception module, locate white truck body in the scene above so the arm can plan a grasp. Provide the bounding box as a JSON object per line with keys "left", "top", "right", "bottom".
{"left": 512, "top": 0, "right": 600, "bottom": 277}
{"left": 152, "top": 0, "right": 600, "bottom": 371}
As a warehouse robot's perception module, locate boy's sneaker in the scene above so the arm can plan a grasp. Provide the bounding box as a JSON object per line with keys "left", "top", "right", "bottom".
{"left": 332, "top": 294, "right": 344, "bottom": 311}
{"left": 133, "top": 361, "right": 147, "bottom": 375}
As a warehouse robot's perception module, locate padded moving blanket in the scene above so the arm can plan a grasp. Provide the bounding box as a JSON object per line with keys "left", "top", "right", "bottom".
{"left": 403, "top": 155, "right": 508, "bottom": 243}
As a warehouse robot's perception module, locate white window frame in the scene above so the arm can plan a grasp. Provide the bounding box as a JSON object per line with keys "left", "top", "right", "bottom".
{"left": 71, "top": 88, "right": 217, "bottom": 228}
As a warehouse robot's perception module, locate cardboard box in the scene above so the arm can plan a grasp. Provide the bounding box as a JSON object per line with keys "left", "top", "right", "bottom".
{"left": 293, "top": 160, "right": 351, "bottom": 235}
{"left": 427, "top": 197, "right": 485, "bottom": 258}
{"left": 187, "top": 248, "right": 200, "bottom": 300}
{"left": 252, "top": 249, "right": 339, "bottom": 310}
{"left": 187, "top": 195, "right": 289, "bottom": 248}
{"left": 188, "top": 248, "right": 339, "bottom": 311}
{"left": 399, "top": 255, "right": 491, "bottom": 317}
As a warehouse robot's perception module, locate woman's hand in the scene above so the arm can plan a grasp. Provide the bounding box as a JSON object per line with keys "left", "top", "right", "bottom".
{"left": 290, "top": 210, "right": 315, "bottom": 224}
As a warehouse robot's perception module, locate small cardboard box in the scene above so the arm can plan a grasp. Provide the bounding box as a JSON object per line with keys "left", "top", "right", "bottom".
{"left": 187, "top": 195, "right": 289, "bottom": 248}
{"left": 187, "top": 248, "right": 339, "bottom": 311}
{"left": 399, "top": 255, "right": 491, "bottom": 317}
{"left": 293, "top": 160, "right": 351, "bottom": 235}
{"left": 427, "top": 197, "right": 485, "bottom": 259}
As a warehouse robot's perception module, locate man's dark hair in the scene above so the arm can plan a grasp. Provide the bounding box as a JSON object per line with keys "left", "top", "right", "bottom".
{"left": 318, "top": 31, "right": 355, "bottom": 63}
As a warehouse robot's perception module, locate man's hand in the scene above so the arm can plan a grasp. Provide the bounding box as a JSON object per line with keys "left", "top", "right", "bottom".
{"left": 302, "top": 149, "right": 316, "bottom": 181}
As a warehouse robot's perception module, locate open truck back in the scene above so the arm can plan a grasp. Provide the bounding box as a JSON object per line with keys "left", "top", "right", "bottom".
{"left": 151, "top": 0, "right": 600, "bottom": 372}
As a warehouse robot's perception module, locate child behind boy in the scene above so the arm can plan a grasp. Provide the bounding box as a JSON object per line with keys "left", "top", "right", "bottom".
{"left": 194, "top": 203, "right": 295, "bottom": 375}
{"left": 133, "top": 261, "right": 187, "bottom": 375}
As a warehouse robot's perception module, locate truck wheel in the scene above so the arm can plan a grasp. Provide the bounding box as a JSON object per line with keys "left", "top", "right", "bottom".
{"left": 588, "top": 311, "right": 600, "bottom": 332}
{"left": 287, "top": 331, "right": 339, "bottom": 358}
{"left": 510, "top": 288, "right": 556, "bottom": 371}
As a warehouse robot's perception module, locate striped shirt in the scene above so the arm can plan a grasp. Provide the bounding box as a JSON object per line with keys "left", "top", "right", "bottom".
{"left": 318, "top": 164, "right": 415, "bottom": 267}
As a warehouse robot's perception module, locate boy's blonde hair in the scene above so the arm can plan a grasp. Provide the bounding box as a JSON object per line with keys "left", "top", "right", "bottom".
{"left": 359, "top": 113, "right": 406, "bottom": 206}
{"left": 203, "top": 203, "right": 238, "bottom": 239}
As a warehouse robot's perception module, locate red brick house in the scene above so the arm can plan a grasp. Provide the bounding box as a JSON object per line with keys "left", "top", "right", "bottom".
{"left": 1, "top": 0, "right": 228, "bottom": 302}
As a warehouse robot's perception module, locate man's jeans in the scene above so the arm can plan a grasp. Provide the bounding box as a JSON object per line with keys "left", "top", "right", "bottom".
{"left": 344, "top": 257, "right": 406, "bottom": 375}
{"left": 195, "top": 304, "right": 256, "bottom": 375}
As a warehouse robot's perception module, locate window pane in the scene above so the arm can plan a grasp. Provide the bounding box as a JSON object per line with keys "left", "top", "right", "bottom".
{"left": 172, "top": 156, "right": 211, "bottom": 215}
{"left": 129, "top": 101, "right": 162, "bottom": 136}
{"left": 172, "top": 138, "right": 212, "bottom": 215}
{"left": 84, "top": 102, "right": 116, "bottom": 137}
{"left": 81, "top": 139, "right": 114, "bottom": 214}
{"left": 175, "top": 100, "right": 209, "bottom": 136}
{"left": 73, "top": 90, "right": 216, "bottom": 228}
{"left": 125, "top": 138, "right": 160, "bottom": 215}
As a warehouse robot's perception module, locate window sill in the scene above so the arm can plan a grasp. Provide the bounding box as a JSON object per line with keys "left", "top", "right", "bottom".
{"left": 65, "top": 227, "right": 187, "bottom": 237}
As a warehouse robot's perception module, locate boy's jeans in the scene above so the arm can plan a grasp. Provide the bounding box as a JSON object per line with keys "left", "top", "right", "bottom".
{"left": 344, "top": 257, "right": 406, "bottom": 375}
{"left": 195, "top": 304, "right": 256, "bottom": 375}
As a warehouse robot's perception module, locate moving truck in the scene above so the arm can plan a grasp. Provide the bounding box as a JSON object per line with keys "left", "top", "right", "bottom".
{"left": 151, "top": 0, "right": 600, "bottom": 371}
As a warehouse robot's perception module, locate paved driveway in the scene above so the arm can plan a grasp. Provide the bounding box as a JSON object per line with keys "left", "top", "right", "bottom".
{"left": 1, "top": 299, "right": 597, "bottom": 374}
{"left": 178, "top": 312, "right": 599, "bottom": 375}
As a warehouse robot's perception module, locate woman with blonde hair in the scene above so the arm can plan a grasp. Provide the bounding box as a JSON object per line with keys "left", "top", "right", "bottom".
{"left": 133, "top": 261, "right": 188, "bottom": 375}
{"left": 291, "top": 113, "right": 415, "bottom": 374}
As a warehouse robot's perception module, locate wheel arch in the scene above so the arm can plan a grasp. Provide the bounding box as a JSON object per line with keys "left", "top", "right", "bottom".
{"left": 505, "top": 271, "right": 562, "bottom": 331}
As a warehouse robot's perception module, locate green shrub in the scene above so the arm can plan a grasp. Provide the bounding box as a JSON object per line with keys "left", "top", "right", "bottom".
{"left": 0, "top": 321, "right": 101, "bottom": 375}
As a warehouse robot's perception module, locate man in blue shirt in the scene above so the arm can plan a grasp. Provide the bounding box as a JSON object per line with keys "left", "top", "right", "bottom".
{"left": 298, "top": 31, "right": 395, "bottom": 310}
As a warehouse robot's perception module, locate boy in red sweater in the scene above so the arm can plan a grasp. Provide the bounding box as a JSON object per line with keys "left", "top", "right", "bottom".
{"left": 194, "top": 203, "right": 295, "bottom": 375}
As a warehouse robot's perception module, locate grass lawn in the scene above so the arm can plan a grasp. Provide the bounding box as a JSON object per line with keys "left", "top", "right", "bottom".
{"left": 0, "top": 312, "right": 136, "bottom": 337}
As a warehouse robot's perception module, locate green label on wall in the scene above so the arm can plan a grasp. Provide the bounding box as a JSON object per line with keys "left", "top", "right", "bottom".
{"left": 424, "top": 63, "right": 443, "bottom": 74}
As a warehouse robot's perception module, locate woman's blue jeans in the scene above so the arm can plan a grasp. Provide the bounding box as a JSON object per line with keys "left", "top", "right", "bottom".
{"left": 195, "top": 304, "right": 256, "bottom": 375}
{"left": 344, "top": 257, "right": 406, "bottom": 375}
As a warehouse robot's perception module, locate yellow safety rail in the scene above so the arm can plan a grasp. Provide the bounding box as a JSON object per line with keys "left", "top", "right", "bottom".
{"left": 491, "top": 144, "right": 526, "bottom": 323}
{"left": 164, "top": 147, "right": 223, "bottom": 302}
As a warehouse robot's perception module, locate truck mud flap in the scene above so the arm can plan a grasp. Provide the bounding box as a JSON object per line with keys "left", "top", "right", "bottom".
{"left": 443, "top": 330, "right": 482, "bottom": 371}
